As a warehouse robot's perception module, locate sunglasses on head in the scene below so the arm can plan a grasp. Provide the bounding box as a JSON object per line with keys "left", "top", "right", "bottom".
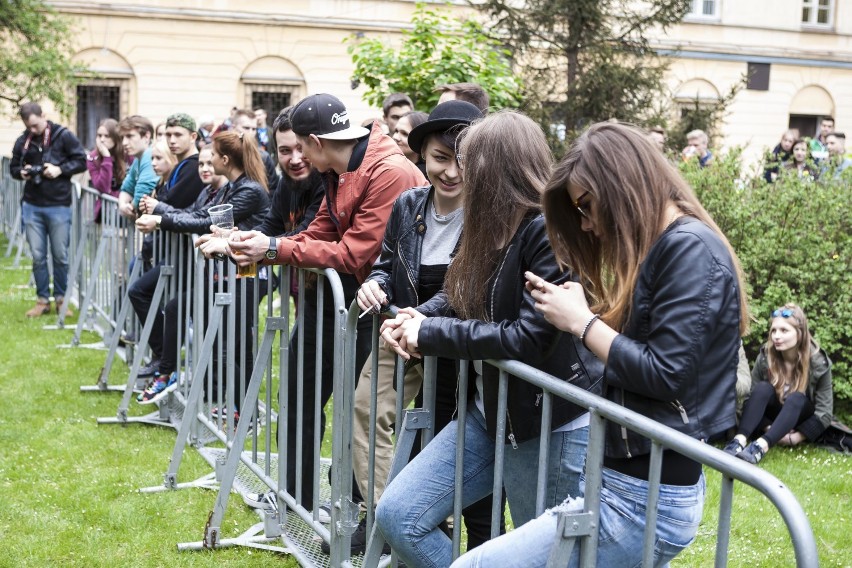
{"left": 573, "top": 190, "right": 591, "bottom": 219}
{"left": 772, "top": 308, "right": 794, "bottom": 318}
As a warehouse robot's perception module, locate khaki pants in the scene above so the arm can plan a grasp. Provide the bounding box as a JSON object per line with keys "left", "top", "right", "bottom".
{"left": 352, "top": 346, "right": 423, "bottom": 504}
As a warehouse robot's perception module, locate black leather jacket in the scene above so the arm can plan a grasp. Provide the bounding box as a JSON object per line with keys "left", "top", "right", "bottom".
{"left": 159, "top": 174, "right": 269, "bottom": 234}
{"left": 604, "top": 217, "right": 742, "bottom": 459}
{"left": 367, "top": 185, "right": 437, "bottom": 309}
{"left": 416, "top": 214, "right": 605, "bottom": 445}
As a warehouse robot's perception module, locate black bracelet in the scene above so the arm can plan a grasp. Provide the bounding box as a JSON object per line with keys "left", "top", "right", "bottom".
{"left": 580, "top": 314, "right": 600, "bottom": 349}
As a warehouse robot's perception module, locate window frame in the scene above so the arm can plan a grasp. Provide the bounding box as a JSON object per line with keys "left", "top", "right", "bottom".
{"left": 684, "top": 0, "right": 720, "bottom": 22}
{"left": 801, "top": 0, "right": 834, "bottom": 29}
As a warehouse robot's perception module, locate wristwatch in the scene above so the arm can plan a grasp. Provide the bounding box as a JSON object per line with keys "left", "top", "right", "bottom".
{"left": 265, "top": 237, "right": 278, "bottom": 260}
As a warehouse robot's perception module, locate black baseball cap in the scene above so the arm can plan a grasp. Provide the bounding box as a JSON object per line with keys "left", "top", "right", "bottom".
{"left": 290, "top": 93, "right": 370, "bottom": 140}
{"left": 407, "top": 100, "right": 483, "bottom": 155}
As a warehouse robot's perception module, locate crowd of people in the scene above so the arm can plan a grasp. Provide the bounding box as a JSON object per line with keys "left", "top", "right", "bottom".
{"left": 7, "top": 82, "right": 838, "bottom": 567}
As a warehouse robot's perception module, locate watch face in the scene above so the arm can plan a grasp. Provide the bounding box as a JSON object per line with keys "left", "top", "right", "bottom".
{"left": 265, "top": 250, "right": 276, "bottom": 259}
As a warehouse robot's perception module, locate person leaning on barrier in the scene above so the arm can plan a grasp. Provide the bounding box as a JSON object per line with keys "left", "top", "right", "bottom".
{"left": 133, "top": 131, "right": 269, "bottom": 408}
{"left": 446, "top": 121, "right": 749, "bottom": 568}
{"left": 347, "top": 101, "right": 500, "bottom": 556}
{"left": 198, "top": 93, "right": 426, "bottom": 515}
{"left": 724, "top": 303, "right": 833, "bottom": 465}
{"left": 86, "top": 118, "right": 129, "bottom": 224}
{"left": 10, "top": 102, "right": 87, "bottom": 318}
{"left": 374, "top": 111, "right": 605, "bottom": 568}
{"left": 117, "top": 115, "right": 158, "bottom": 220}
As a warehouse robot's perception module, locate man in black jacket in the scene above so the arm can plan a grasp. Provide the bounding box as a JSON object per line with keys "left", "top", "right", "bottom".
{"left": 9, "top": 102, "right": 86, "bottom": 317}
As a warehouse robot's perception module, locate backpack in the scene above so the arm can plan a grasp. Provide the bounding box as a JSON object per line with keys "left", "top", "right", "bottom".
{"left": 816, "top": 420, "right": 852, "bottom": 453}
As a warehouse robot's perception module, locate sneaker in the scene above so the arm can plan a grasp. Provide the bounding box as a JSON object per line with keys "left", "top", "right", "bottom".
{"left": 737, "top": 440, "right": 766, "bottom": 464}
{"left": 243, "top": 489, "right": 278, "bottom": 511}
{"left": 25, "top": 300, "right": 51, "bottom": 318}
{"left": 210, "top": 406, "right": 240, "bottom": 423}
{"left": 119, "top": 332, "right": 137, "bottom": 346}
{"left": 317, "top": 500, "right": 332, "bottom": 524}
{"left": 138, "top": 359, "right": 161, "bottom": 378}
{"left": 722, "top": 438, "right": 744, "bottom": 456}
{"left": 137, "top": 372, "right": 178, "bottom": 405}
{"left": 321, "top": 516, "right": 390, "bottom": 556}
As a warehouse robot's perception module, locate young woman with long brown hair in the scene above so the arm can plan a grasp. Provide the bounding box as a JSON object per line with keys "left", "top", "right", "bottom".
{"left": 725, "top": 303, "right": 832, "bottom": 464}
{"left": 450, "top": 121, "right": 748, "bottom": 567}
{"left": 374, "top": 111, "right": 604, "bottom": 568}
{"left": 86, "top": 118, "right": 128, "bottom": 222}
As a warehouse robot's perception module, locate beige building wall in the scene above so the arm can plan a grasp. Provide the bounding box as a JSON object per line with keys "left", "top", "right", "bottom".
{"left": 2, "top": 0, "right": 851, "bottom": 169}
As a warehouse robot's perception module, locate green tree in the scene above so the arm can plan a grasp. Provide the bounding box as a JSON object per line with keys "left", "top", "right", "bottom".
{"left": 346, "top": 2, "right": 522, "bottom": 111}
{"left": 475, "top": 0, "right": 691, "bottom": 143}
{"left": 0, "top": 0, "right": 87, "bottom": 116}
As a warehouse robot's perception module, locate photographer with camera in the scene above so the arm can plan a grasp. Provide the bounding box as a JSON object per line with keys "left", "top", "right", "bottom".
{"left": 9, "top": 102, "right": 87, "bottom": 318}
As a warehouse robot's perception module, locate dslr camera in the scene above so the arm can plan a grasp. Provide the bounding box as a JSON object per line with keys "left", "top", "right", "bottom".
{"left": 26, "top": 164, "right": 44, "bottom": 185}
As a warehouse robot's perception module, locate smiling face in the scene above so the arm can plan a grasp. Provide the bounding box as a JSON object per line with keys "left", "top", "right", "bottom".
{"left": 423, "top": 136, "right": 464, "bottom": 212}
{"left": 96, "top": 126, "right": 115, "bottom": 150}
{"left": 276, "top": 128, "right": 310, "bottom": 181}
{"left": 198, "top": 149, "right": 216, "bottom": 185}
{"left": 770, "top": 316, "right": 800, "bottom": 354}
{"left": 392, "top": 116, "right": 417, "bottom": 162}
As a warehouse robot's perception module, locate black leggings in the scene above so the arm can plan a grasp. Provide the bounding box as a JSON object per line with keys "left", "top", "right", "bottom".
{"left": 737, "top": 381, "right": 814, "bottom": 448}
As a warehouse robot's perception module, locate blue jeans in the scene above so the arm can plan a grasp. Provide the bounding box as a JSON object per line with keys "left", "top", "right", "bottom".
{"left": 450, "top": 468, "right": 705, "bottom": 568}
{"left": 375, "top": 403, "right": 589, "bottom": 568}
{"left": 21, "top": 202, "right": 72, "bottom": 300}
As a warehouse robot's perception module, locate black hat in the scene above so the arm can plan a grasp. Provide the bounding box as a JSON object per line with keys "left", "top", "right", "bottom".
{"left": 290, "top": 93, "right": 371, "bottom": 140}
{"left": 407, "top": 100, "right": 483, "bottom": 155}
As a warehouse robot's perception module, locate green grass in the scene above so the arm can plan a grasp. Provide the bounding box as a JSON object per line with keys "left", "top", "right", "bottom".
{"left": 0, "top": 238, "right": 850, "bottom": 567}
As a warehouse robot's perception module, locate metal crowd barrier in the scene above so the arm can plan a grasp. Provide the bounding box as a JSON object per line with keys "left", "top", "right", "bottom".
{"left": 34, "top": 190, "right": 816, "bottom": 567}
{"left": 1, "top": 156, "right": 27, "bottom": 267}
{"left": 347, "top": 308, "right": 819, "bottom": 568}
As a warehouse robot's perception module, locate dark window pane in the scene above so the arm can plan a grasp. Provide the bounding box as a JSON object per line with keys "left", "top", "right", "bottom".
{"left": 76, "top": 85, "right": 121, "bottom": 150}
{"left": 250, "top": 91, "right": 292, "bottom": 126}
{"left": 747, "top": 63, "right": 770, "bottom": 91}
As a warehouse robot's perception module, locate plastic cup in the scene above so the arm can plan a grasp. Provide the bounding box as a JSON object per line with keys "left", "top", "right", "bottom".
{"left": 208, "top": 203, "right": 234, "bottom": 238}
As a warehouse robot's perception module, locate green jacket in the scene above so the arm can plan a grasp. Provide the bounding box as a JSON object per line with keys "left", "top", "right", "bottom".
{"left": 750, "top": 343, "right": 833, "bottom": 440}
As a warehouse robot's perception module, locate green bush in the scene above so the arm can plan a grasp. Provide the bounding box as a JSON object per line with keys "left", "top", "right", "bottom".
{"left": 681, "top": 154, "right": 852, "bottom": 402}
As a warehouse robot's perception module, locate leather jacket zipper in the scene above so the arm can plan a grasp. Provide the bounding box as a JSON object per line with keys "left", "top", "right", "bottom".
{"left": 506, "top": 411, "right": 519, "bottom": 449}
{"left": 620, "top": 389, "right": 632, "bottom": 458}
{"left": 671, "top": 399, "right": 689, "bottom": 424}
{"left": 489, "top": 244, "right": 517, "bottom": 448}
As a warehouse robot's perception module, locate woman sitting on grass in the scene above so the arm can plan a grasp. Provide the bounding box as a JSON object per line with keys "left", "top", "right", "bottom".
{"left": 725, "top": 303, "right": 833, "bottom": 464}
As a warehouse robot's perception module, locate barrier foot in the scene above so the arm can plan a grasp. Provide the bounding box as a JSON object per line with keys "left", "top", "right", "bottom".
{"left": 96, "top": 410, "right": 175, "bottom": 428}
{"left": 139, "top": 472, "right": 219, "bottom": 494}
{"left": 80, "top": 385, "right": 126, "bottom": 393}
{"left": 59, "top": 341, "right": 108, "bottom": 351}
{"left": 176, "top": 523, "right": 289, "bottom": 553}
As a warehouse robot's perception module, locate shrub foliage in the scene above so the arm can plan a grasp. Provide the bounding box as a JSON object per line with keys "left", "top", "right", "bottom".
{"left": 682, "top": 154, "right": 852, "bottom": 401}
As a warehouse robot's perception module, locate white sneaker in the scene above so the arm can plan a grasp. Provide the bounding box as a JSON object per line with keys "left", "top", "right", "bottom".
{"left": 316, "top": 501, "right": 332, "bottom": 524}
{"left": 243, "top": 489, "right": 277, "bottom": 511}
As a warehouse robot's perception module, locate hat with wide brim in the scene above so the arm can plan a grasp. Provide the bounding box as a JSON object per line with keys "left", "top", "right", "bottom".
{"left": 291, "top": 93, "right": 371, "bottom": 140}
{"left": 407, "top": 100, "right": 483, "bottom": 155}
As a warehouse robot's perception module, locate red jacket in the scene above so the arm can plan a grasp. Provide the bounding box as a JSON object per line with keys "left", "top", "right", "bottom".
{"left": 269, "top": 123, "right": 427, "bottom": 283}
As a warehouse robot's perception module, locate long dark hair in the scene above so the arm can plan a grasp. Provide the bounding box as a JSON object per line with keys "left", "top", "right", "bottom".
{"left": 443, "top": 110, "right": 552, "bottom": 320}
{"left": 212, "top": 131, "right": 268, "bottom": 192}
{"left": 542, "top": 122, "right": 749, "bottom": 335}
{"left": 99, "top": 118, "right": 127, "bottom": 184}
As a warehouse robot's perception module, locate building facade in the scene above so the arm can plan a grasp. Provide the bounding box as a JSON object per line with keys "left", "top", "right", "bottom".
{"left": 1, "top": 0, "right": 850, "bottom": 166}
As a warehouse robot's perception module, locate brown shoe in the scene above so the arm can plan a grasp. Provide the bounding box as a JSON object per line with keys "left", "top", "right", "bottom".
{"left": 26, "top": 300, "right": 51, "bottom": 318}
{"left": 55, "top": 297, "right": 74, "bottom": 319}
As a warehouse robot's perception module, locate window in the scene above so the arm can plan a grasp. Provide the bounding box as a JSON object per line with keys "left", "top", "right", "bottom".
{"left": 746, "top": 63, "right": 770, "bottom": 91}
{"left": 249, "top": 88, "right": 292, "bottom": 125}
{"left": 686, "top": 0, "right": 719, "bottom": 20}
{"left": 76, "top": 83, "right": 123, "bottom": 150}
{"left": 802, "top": 0, "right": 833, "bottom": 27}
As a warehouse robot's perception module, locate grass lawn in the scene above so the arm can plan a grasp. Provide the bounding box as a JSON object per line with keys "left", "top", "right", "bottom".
{"left": 0, "top": 236, "right": 849, "bottom": 567}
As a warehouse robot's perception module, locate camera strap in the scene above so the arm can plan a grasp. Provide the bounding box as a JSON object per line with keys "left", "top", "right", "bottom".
{"left": 22, "top": 123, "right": 51, "bottom": 155}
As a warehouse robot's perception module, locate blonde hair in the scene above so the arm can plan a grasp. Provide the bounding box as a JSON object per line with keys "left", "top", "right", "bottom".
{"left": 151, "top": 139, "right": 178, "bottom": 187}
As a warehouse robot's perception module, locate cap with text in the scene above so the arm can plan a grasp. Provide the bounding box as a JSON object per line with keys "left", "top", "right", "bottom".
{"left": 290, "top": 94, "right": 370, "bottom": 140}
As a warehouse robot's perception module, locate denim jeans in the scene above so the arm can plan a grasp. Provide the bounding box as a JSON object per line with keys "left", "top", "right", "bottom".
{"left": 450, "top": 468, "right": 705, "bottom": 568}
{"left": 21, "top": 202, "right": 72, "bottom": 300}
{"left": 375, "top": 403, "right": 589, "bottom": 568}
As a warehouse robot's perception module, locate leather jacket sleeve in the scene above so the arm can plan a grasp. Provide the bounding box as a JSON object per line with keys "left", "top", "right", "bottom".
{"left": 366, "top": 195, "right": 405, "bottom": 304}
{"left": 416, "top": 218, "right": 566, "bottom": 362}
{"left": 606, "top": 228, "right": 740, "bottom": 402}
{"left": 160, "top": 179, "right": 269, "bottom": 234}
{"left": 799, "top": 350, "right": 833, "bottom": 440}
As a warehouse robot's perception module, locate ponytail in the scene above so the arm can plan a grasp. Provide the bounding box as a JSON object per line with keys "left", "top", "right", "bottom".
{"left": 213, "top": 131, "right": 269, "bottom": 192}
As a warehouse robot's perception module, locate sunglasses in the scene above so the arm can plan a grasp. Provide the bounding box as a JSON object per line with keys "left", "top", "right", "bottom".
{"left": 772, "top": 308, "right": 794, "bottom": 318}
{"left": 573, "top": 191, "right": 591, "bottom": 219}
